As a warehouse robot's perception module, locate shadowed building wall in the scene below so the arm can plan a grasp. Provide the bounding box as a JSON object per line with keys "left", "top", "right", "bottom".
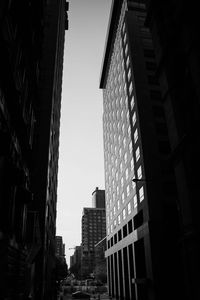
{"left": 0, "top": 1, "right": 68, "bottom": 299}
{"left": 145, "top": 1, "right": 200, "bottom": 299}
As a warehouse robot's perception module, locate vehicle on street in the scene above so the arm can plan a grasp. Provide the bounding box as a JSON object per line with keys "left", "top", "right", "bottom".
{"left": 72, "top": 290, "right": 90, "bottom": 299}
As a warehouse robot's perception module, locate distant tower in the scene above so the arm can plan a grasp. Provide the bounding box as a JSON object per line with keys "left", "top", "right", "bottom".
{"left": 92, "top": 187, "right": 105, "bottom": 208}
{"left": 81, "top": 207, "right": 106, "bottom": 278}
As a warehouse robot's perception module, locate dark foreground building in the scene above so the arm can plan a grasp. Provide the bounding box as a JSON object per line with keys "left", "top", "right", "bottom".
{"left": 100, "top": 1, "right": 186, "bottom": 299}
{"left": 0, "top": 1, "right": 68, "bottom": 299}
{"left": 145, "top": 1, "right": 200, "bottom": 299}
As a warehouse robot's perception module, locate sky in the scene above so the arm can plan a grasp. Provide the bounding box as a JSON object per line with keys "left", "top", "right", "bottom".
{"left": 56, "top": 0, "right": 112, "bottom": 266}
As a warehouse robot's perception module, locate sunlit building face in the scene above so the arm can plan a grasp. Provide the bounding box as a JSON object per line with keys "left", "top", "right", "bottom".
{"left": 103, "top": 0, "right": 145, "bottom": 240}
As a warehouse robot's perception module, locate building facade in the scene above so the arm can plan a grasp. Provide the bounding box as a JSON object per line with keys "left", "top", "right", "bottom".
{"left": 55, "top": 236, "right": 65, "bottom": 261}
{"left": 0, "top": 1, "right": 68, "bottom": 299}
{"left": 100, "top": 1, "right": 183, "bottom": 299}
{"left": 81, "top": 207, "right": 106, "bottom": 279}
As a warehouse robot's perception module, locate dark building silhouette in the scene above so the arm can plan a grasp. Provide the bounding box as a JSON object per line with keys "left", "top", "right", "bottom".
{"left": 100, "top": 1, "right": 184, "bottom": 299}
{"left": 70, "top": 245, "right": 82, "bottom": 278}
{"left": 0, "top": 1, "right": 68, "bottom": 299}
{"left": 145, "top": 1, "right": 200, "bottom": 299}
{"left": 81, "top": 189, "right": 106, "bottom": 279}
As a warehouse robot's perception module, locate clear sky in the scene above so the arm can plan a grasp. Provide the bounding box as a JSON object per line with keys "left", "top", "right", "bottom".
{"left": 56, "top": 0, "right": 112, "bottom": 266}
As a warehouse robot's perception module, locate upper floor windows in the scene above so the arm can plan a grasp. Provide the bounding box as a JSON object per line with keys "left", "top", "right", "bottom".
{"left": 137, "top": 165, "right": 142, "bottom": 179}
{"left": 132, "top": 112, "right": 136, "bottom": 126}
{"left": 136, "top": 146, "right": 140, "bottom": 162}
{"left": 122, "top": 208, "right": 126, "bottom": 220}
{"left": 134, "top": 128, "right": 138, "bottom": 143}
{"left": 127, "top": 202, "right": 131, "bottom": 215}
{"left": 125, "top": 43, "right": 128, "bottom": 56}
{"left": 139, "top": 186, "right": 144, "bottom": 202}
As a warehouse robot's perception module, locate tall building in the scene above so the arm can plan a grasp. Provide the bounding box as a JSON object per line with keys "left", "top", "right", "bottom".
{"left": 0, "top": 1, "right": 68, "bottom": 299}
{"left": 81, "top": 194, "right": 106, "bottom": 279}
{"left": 100, "top": 1, "right": 183, "bottom": 299}
{"left": 55, "top": 236, "right": 65, "bottom": 261}
{"left": 145, "top": 1, "right": 200, "bottom": 299}
{"left": 92, "top": 187, "right": 106, "bottom": 208}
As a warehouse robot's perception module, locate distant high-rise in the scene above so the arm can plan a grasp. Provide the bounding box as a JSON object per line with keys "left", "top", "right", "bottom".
{"left": 81, "top": 188, "right": 106, "bottom": 278}
{"left": 0, "top": 1, "right": 68, "bottom": 299}
{"left": 100, "top": 1, "right": 182, "bottom": 299}
{"left": 92, "top": 187, "right": 105, "bottom": 208}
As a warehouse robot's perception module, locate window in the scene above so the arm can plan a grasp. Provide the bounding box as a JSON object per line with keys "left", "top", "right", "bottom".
{"left": 117, "top": 186, "right": 119, "bottom": 195}
{"left": 117, "top": 200, "right": 120, "bottom": 210}
{"left": 123, "top": 137, "right": 126, "bottom": 148}
{"left": 126, "top": 110, "right": 130, "bottom": 122}
{"left": 126, "top": 55, "right": 130, "bottom": 68}
{"left": 122, "top": 192, "right": 125, "bottom": 203}
{"left": 131, "top": 157, "right": 134, "bottom": 171}
{"left": 137, "top": 166, "right": 142, "bottom": 179}
{"left": 121, "top": 177, "right": 124, "bottom": 187}
{"left": 111, "top": 224, "right": 113, "bottom": 233}
{"left": 118, "top": 214, "right": 121, "bottom": 225}
{"left": 129, "top": 140, "right": 132, "bottom": 153}
{"left": 128, "top": 202, "right": 131, "bottom": 214}
{"left": 129, "top": 82, "right": 133, "bottom": 95}
{"left": 132, "top": 112, "right": 136, "bottom": 126}
{"left": 122, "top": 208, "right": 126, "bottom": 220}
{"left": 110, "top": 211, "right": 113, "bottom": 220}
{"left": 127, "top": 185, "right": 130, "bottom": 196}
{"left": 124, "top": 82, "right": 127, "bottom": 95}
{"left": 122, "top": 22, "right": 125, "bottom": 33}
{"left": 125, "top": 168, "right": 129, "bottom": 180}
{"left": 134, "top": 194, "right": 137, "bottom": 208}
{"left": 124, "top": 32, "right": 127, "bottom": 44}
{"left": 119, "top": 148, "right": 122, "bottom": 158}
{"left": 139, "top": 186, "right": 144, "bottom": 202}
{"left": 118, "top": 135, "right": 121, "bottom": 144}
{"left": 134, "top": 128, "right": 138, "bottom": 143}
{"left": 128, "top": 68, "right": 131, "bottom": 81}
{"left": 113, "top": 192, "right": 115, "bottom": 202}
{"left": 136, "top": 146, "right": 140, "bottom": 161}
{"left": 125, "top": 43, "right": 128, "bottom": 56}
{"left": 114, "top": 206, "right": 116, "bottom": 215}
{"left": 124, "top": 152, "right": 127, "bottom": 164}
{"left": 122, "top": 124, "right": 125, "bottom": 134}
{"left": 131, "top": 96, "right": 135, "bottom": 109}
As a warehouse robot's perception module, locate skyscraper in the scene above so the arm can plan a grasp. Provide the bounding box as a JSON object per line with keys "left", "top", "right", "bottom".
{"left": 0, "top": 1, "right": 68, "bottom": 299}
{"left": 100, "top": 1, "right": 182, "bottom": 299}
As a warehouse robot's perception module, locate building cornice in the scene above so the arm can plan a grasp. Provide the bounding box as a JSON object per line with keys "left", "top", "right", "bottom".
{"left": 99, "top": 0, "right": 123, "bottom": 89}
